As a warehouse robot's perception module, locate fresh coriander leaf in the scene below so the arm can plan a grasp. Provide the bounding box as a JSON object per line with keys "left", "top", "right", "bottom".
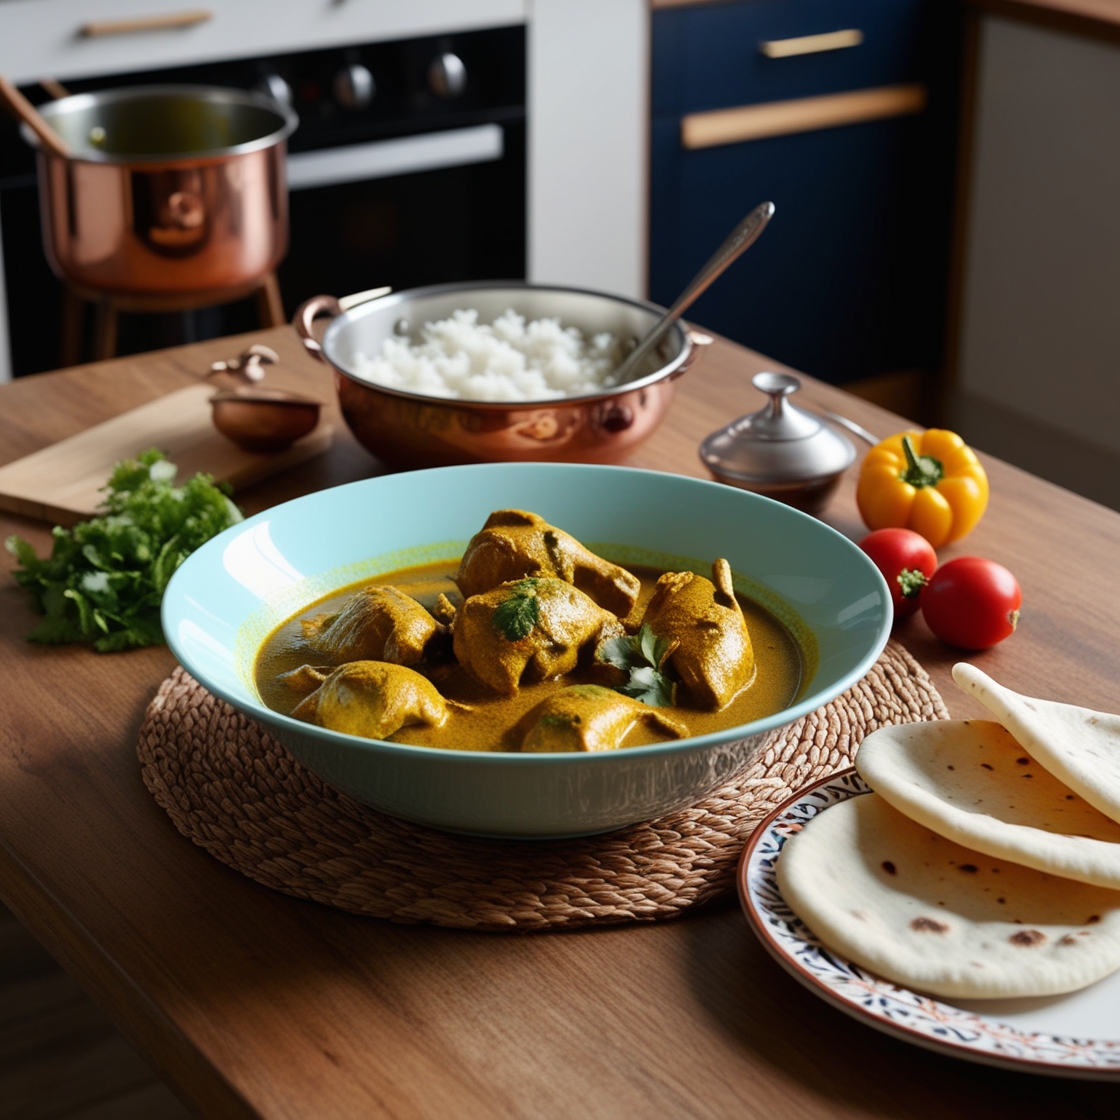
{"left": 596, "top": 623, "right": 677, "bottom": 707}
{"left": 638, "top": 623, "right": 671, "bottom": 670}
{"left": 540, "top": 711, "right": 581, "bottom": 729}
{"left": 491, "top": 579, "right": 541, "bottom": 641}
{"left": 596, "top": 633, "right": 644, "bottom": 672}
{"left": 620, "top": 665, "right": 676, "bottom": 708}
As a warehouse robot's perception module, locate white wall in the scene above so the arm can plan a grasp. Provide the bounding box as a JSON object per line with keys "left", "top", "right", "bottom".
{"left": 528, "top": 0, "right": 647, "bottom": 299}
{"left": 958, "top": 16, "right": 1120, "bottom": 455}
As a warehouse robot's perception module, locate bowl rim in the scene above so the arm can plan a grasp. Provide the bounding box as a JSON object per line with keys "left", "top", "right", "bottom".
{"left": 27, "top": 84, "right": 299, "bottom": 164}
{"left": 164, "top": 463, "right": 892, "bottom": 765}
{"left": 319, "top": 280, "right": 695, "bottom": 409}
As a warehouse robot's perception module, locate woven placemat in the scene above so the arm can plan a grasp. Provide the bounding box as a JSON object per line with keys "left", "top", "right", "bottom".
{"left": 137, "top": 639, "right": 947, "bottom": 932}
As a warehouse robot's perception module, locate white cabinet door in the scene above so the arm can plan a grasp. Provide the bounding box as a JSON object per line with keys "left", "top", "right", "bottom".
{"left": 0, "top": 0, "right": 526, "bottom": 83}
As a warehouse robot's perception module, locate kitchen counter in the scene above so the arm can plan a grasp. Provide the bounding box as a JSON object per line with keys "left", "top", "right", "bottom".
{"left": 2, "top": 329, "right": 1119, "bottom": 1118}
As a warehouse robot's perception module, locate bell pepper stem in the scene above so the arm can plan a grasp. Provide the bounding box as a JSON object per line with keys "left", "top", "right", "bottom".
{"left": 900, "top": 435, "right": 944, "bottom": 489}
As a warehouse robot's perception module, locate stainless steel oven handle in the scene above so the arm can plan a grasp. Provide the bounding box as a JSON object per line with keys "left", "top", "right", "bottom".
{"left": 286, "top": 123, "right": 505, "bottom": 191}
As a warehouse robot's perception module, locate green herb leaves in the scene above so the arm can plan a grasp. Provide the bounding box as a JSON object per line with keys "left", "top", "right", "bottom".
{"left": 597, "top": 623, "right": 677, "bottom": 707}
{"left": 491, "top": 578, "right": 541, "bottom": 641}
{"left": 6, "top": 448, "right": 242, "bottom": 652}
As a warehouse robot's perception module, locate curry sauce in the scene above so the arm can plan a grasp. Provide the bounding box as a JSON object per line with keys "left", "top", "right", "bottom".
{"left": 255, "top": 560, "right": 803, "bottom": 752}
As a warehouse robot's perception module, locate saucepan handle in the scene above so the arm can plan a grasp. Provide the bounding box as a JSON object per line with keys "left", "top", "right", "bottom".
{"left": 669, "top": 328, "right": 715, "bottom": 381}
{"left": 293, "top": 294, "right": 343, "bottom": 362}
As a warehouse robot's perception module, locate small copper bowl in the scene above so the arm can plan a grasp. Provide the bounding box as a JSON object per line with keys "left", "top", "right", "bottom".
{"left": 210, "top": 387, "right": 321, "bottom": 452}
{"left": 294, "top": 282, "right": 711, "bottom": 468}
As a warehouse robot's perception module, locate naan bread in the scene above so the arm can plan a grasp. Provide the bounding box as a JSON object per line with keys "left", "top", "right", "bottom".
{"left": 953, "top": 664, "right": 1120, "bottom": 825}
{"left": 775, "top": 793, "right": 1120, "bottom": 998}
{"left": 856, "top": 719, "right": 1120, "bottom": 888}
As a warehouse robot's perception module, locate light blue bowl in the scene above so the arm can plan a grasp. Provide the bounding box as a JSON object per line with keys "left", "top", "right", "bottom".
{"left": 162, "top": 463, "right": 890, "bottom": 838}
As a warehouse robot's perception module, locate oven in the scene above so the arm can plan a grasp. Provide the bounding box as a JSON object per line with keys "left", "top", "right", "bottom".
{"left": 0, "top": 22, "right": 525, "bottom": 378}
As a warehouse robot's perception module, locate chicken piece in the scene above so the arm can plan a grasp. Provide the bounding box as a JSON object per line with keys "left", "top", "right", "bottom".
{"left": 521, "top": 685, "right": 687, "bottom": 753}
{"left": 277, "top": 664, "right": 330, "bottom": 694}
{"left": 641, "top": 558, "right": 754, "bottom": 710}
{"left": 302, "top": 585, "right": 441, "bottom": 667}
{"left": 291, "top": 661, "right": 451, "bottom": 740}
{"left": 453, "top": 577, "right": 624, "bottom": 695}
{"left": 455, "top": 509, "right": 640, "bottom": 617}
{"left": 431, "top": 593, "right": 458, "bottom": 626}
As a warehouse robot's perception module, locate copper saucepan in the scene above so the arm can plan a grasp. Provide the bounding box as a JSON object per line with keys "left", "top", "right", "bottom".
{"left": 294, "top": 281, "right": 712, "bottom": 468}
{"left": 21, "top": 84, "right": 297, "bottom": 294}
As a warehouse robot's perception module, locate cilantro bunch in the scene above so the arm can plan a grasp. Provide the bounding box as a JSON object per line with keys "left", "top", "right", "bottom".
{"left": 6, "top": 449, "right": 242, "bottom": 652}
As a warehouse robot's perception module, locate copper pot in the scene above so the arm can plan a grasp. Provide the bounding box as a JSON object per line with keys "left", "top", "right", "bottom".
{"left": 294, "top": 282, "right": 712, "bottom": 468}
{"left": 24, "top": 85, "right": 297, "bottom": 294}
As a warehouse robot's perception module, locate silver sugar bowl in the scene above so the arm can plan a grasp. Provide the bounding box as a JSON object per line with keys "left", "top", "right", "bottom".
{"left": 699, "top": 372, "right": 857, "bottom": 514}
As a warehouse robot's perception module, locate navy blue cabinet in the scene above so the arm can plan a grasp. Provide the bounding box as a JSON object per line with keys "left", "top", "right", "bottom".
{"left": 649, "top": 0, "right": 959, "bottom": 385}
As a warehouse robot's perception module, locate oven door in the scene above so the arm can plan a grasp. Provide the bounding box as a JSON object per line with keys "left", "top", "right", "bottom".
{"left": 280, "top": 120, "right": 526, "bottom": 312}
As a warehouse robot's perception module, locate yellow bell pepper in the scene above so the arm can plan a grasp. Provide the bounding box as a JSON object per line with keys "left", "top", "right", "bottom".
{"left": 856, "top": 429, "right": 989, "bottom": 548}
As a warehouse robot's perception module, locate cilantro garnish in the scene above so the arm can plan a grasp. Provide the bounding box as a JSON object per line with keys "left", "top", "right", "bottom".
{"left": 491, "top": 578, "right": 541, "bottom": 641}
{"left": 6, "top": 448, "right": 242, "bottom": 652}
{"left": 597, "top": 623, "right": 677, "bottom": 707}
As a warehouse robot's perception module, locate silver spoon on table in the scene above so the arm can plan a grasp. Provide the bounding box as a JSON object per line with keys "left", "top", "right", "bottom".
{"left": 612, "top": 200, "right": 775, "bottom": 384}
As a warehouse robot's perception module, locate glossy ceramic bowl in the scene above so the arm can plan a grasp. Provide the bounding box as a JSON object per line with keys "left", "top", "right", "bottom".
{"left": 162, "top": 463, "right": 891, "bottom": 838}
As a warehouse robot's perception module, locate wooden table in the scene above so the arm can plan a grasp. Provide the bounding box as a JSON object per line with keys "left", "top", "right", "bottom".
{"left": 2, "top": 329, "right": 1118, "bottom": 1119}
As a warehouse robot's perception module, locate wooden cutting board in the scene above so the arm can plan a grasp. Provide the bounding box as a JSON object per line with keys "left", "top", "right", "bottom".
{"left": 0, "top": 383, "right": 333, "bottom": 526}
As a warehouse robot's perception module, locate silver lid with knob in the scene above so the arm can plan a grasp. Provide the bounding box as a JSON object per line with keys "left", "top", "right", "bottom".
{"left": 699, "top": 372, "right": 857, "bottom": 513}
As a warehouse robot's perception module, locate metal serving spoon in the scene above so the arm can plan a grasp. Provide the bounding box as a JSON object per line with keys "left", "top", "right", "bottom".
{"left": 612, "top": 200, "right": 775, "bottom": 384}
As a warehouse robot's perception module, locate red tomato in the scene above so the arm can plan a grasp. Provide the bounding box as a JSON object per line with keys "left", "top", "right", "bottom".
{"left": 921, "top": 556, "right": 1022, "bottom": 650}
{"left": 858, "top": 528, "right": 938, "bottom": 620}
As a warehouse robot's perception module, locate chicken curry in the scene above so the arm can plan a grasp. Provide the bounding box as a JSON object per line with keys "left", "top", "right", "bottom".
{"left": 254, "top": 510, "right": 805, "bottom": 752}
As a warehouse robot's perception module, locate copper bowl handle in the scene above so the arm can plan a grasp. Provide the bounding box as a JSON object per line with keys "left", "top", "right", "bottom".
{"left": 668, "top": 329, "right": 715, "bottom": 381}
{"left": 293, "top": 294, "right": 343, "bottom": 362}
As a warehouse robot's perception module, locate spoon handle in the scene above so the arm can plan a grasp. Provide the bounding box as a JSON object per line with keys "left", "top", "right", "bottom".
{"left": 0, "top": 73, "right": 71, "bottom": 157}
{"left": 615, "top": 200, "right": 774, "bottom": 383}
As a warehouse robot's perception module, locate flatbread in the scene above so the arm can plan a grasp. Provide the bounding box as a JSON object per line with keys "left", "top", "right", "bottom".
{"left": 953, "top": 664, "right": 1120, "bottom": 825}
{"left": 775, "top": 792, "right": 1120, "bottom": 998}
{"left": 856, "top": 719, "right": 1120, "bottom": 888}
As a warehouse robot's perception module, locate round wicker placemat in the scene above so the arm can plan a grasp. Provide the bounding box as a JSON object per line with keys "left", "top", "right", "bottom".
{"left": 137, "top": 639, "right": 947, "bottom": 932}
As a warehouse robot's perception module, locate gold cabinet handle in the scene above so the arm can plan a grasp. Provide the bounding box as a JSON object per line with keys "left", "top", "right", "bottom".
{"left": 760, "top": 29, "right": 864, "bottom": 58}
{"left": 681, "top": 84, "right": 927, "bottom": 150}
{"left": 80, "top": 9, "right": 213, "bottom": 37}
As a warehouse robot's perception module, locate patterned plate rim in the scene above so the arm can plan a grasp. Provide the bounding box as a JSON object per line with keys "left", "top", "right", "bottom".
{"left": 736, "top": 768, "right": 1120, "bottom": 1080}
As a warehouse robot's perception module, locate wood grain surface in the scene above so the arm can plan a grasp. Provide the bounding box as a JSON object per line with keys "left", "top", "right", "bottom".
{"left": 2, "top": 328, "right": 1119, "bottom": 1119}
{"left": 0, "top": 382, "right": 332, "bottom": 526}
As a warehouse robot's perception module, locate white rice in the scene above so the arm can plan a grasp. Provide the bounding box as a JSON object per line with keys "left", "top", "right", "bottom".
{"left": 349, "top": 308, "right": 625, "bottom": 402}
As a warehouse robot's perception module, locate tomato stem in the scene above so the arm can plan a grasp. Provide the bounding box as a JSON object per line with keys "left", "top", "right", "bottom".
{"left": 899, "top": 435, "right": 944, "bottom": 489}
{"left": 896, "top": 568, "right": 929, "bottom": 599}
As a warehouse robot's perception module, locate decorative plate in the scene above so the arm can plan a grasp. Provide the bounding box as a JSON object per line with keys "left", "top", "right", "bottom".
{"left": 738, "top": 769, "right": 1120, "bottom": 1079}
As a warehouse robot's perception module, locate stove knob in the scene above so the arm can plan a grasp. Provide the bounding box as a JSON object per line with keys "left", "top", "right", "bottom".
{"left": 333, "top": 63, "right": 375, "bottom": 110}
{"left": 257, "top": 72, "right": 293, "bottom": 106}
{"left": 428, "top": 52, "right": 467, "bottom": 98}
